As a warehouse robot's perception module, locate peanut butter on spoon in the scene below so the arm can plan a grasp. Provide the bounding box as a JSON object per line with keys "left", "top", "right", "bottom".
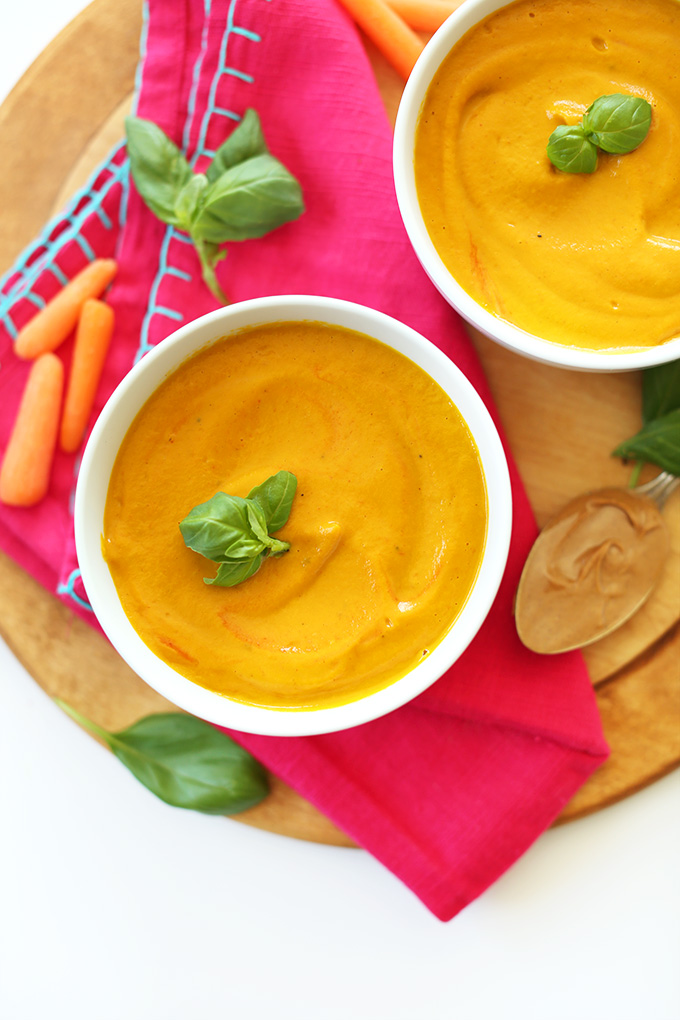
{"left": 515, "top": 476, "right": 678, "bottom": 655}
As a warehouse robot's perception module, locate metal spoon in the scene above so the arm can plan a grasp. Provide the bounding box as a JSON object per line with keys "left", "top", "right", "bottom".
{"left": 515, "top": 472, "right": 679, "bottom": 654}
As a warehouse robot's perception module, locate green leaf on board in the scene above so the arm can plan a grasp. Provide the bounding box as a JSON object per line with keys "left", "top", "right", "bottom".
{"left": 55, "top": 700, "right": 269, "bottom": 815}
{"left": 612, "top": 408, "right": 680, "bottom": 478}
{"left": 642, "top": 360, "right": 680, "bottom": 424}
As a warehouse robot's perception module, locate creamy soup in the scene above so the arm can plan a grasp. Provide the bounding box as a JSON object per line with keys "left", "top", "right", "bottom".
{"left": 414, "top": 0, "right": 680, "bottom": 351}
{"left": 103, "top": 322, "right": 487, "bottom": 710}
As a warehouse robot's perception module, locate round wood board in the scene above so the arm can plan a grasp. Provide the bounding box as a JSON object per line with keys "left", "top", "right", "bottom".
{"left": 0, "top": 0, "right": 678, "bottom": 843}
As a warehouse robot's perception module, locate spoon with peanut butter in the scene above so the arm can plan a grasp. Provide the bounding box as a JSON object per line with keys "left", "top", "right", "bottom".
{"left": 515, "top": 472, "right": 679, "bottom": 654}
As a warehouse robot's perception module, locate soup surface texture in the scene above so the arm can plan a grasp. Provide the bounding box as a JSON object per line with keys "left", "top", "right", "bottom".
{"left": 414, "top": 0, "right": 680, "bottom": 351}
{"left": 103, "top": 322, "right": 487, "bottom": 710}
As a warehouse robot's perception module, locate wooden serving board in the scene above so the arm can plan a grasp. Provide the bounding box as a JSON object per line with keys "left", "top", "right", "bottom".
{"left": 0, "top": 0, "right": 678, "bottom": 842}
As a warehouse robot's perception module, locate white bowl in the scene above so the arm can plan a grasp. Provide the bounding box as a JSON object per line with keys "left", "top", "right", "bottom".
{"left": 393, "top": 0, "right": 680, "bottom": 373}
{"left": 75, "top": 295, "right": 512, "bottom": 736}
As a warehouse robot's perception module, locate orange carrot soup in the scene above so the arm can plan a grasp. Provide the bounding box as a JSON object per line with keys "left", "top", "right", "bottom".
{"left": 414, "top": 0, "right": 680, "bottom": 351}
{"left": 103, "top": 322, "right": 487, "bottom": 710}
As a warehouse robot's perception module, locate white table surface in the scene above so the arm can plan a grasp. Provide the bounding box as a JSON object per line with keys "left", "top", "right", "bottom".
{"left": 1, "top": 4, "right": 679, "bottom": 1019}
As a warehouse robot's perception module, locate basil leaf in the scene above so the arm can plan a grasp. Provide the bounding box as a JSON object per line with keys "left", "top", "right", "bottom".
{"left": 179, "top": 492, "right": 265, "bottom": 561}
{"left": 245, "top": 501, "right": 271, "bottom": 544}
{"left": 205, "top": 554, "right": 265, "bottom": 587}
{"left": 248, "top": 471, "right": 297, "bottom": 532}
{"left": 191, "top": 153, "right": 305, "bottom": 243}
{"left": 246, "top": 502, "right": 271, "bottom": 544}
{"left": 546, "top": 124, "right": 598, "bottom": 173}
{"left": 206, "top": 109, "right": 268, "bottom": 183}
{"left": 175, "top": 173, "right": 209, "bottom": 229}
{"left": 125, "top": 115, "right": 192, "bottom": 225}
{"left": 642, "top": 361, "right": 680, "bottom": 423}
{"left": 583, "top": 93, "right": 652, "bottom": 155}
{"left": 612, "top": 409, "right": 680, "bottom": 477}
{"left": 56, "top": 701, "right": 268, "bottom": 814}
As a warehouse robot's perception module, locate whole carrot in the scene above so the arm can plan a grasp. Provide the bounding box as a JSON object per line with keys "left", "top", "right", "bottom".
{"left": 14, "top": 258, "right": 117, "bottom": 360}
{"left": 60, "top": 299, "right": 115, "bottom": 454}
{"left": 336, "top": 0, "right": 424, "bottom": 79}
{"left": 385, "top": 0, "right": 462, "bottom": 32}
{"left": 0, "top": 353, "right": 64, "bottom": 507}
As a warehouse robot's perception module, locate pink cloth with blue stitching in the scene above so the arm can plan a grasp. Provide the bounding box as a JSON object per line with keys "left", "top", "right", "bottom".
{"left": 0, "top": 0, "right": 608, "bottom": 920}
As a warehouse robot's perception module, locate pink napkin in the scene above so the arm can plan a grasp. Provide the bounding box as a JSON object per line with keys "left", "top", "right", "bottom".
{"left": 0, "top": 0, "right": 608, "bottom": 920}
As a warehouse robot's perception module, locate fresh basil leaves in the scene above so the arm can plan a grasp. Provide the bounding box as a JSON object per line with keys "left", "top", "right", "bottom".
{"left": 612, "top": 360, "right": 680, "bottom": 478}
{"left": 547, "top": 94, "right": 652, "bottom": 173}
{"left": 125, "top": 109, "right": 305, "bottom": 303}
{"left": 180, "top": 470, "right": 297, "bottom": 587}
{"left": 56, "top": 700, "right": 269, "bottom": 814}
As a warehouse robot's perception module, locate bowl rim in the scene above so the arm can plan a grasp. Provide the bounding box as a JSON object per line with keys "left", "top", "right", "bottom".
{"left": 75, "top": 294, "right": 512, "bottom": 736}
{"left": 392, "top": 0, "right": 680, "bottom": 373}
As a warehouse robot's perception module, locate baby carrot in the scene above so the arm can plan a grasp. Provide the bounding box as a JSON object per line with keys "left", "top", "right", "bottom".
{"left": 384, "top": 0, "right": 462, "bottom": 32}
{"left": 336, "top": 0, "right": 424, "bottom": 79}
{"left": 0, "top": 353, "right": 64, "bottom": 507}
{"left": 60, "top": 299, "right": 115, "bottom": 454}
{"left": 14, "top": 258, "right": 117, "bottom": 360}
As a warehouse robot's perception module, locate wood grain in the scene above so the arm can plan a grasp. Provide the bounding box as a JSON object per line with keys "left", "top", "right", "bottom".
{"left": 0, "top": 0, "right": 678, "bottom": 844}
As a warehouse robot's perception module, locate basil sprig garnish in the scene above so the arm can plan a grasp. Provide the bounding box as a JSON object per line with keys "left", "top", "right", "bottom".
{"left": 125, "top": 110, "right": 305, "bottom": 303}
{"left": 56, "top": 700, "right": 269, "bottom": 814}
{"left": 612, "top": 360, "right": 680, "bottom": 479}
{"left": 547, "top": 94, "right": 652, "bottom": 174}
{"left": 180, "top": 470, "right": 297, "bottom": 587}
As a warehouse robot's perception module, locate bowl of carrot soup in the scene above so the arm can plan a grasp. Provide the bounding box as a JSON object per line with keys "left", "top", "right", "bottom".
{"left": 394, "top": 0, "right": 680, "bottom": 371}
{"left": 75, "top": 296, "right": 511, "bottom": 736}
